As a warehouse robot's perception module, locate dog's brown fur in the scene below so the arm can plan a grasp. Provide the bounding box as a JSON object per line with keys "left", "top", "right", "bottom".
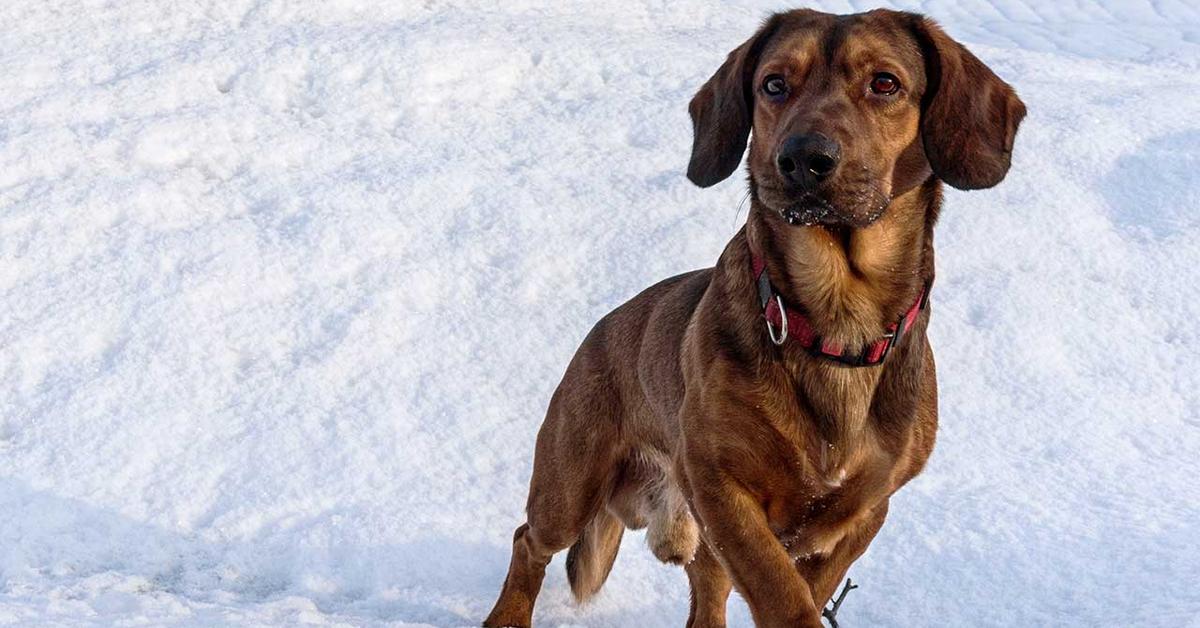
{"left": 484, "top": 9, "right": 1024, "bottom": 628}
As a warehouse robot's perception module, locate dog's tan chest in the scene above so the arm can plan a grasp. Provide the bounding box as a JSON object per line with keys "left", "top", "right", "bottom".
{"left": 771, "top": 486, "right": 877, "bottom": 559}
{"left": 765, "top": 439, "right": 895, "bottom": 560}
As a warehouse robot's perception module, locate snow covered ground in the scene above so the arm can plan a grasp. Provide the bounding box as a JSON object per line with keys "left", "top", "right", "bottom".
{"left": 2, "top": 0, "right": 1199, "bottom": 625}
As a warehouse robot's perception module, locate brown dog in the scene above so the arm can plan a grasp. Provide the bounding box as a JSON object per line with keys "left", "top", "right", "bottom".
{"left": 485, "top": 8, "right": 1024, "bottom": 628}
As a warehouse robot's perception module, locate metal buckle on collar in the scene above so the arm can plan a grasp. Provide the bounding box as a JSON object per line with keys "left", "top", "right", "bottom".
{"left": 765, "top": 294, "right": 788, "bottom": 345}
{"left": 862, "top": 319, "right": 904, "bottom": 367}
{"left": 872, "top": 327, "right": 898, "bottom": 365}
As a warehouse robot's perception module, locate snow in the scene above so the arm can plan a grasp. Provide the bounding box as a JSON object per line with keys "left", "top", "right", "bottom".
{"left": 1, "top": 0, "right": 1198, "bottom": 626}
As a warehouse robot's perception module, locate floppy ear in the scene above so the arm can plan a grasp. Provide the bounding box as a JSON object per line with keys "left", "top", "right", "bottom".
{"left": 910, "top": 17, "right": 1026, "bottom": 190}
{"left": 686, "top": 16, "right": 781, "bottom": 188}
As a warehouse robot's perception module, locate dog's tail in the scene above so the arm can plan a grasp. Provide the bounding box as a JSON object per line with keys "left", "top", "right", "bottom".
{"left": 565, "top": 508, "right": 624, "bottom": 604}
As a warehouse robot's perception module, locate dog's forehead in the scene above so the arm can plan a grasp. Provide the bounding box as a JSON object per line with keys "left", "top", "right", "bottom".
{"left": 841, "top": 13, "right": 924, "bottom": 68}
{"left": 758, "top": 11, "right": 829, "bottom": 66}
{"left": 760, "top": 10, "right": 922, "bottom": 73}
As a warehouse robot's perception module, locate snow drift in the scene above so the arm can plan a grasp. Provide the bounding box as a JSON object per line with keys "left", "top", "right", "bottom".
{"left": 1, "top": 0, "right": 1198, "bottom": 625}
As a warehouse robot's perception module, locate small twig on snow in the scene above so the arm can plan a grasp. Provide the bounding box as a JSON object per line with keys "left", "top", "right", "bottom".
{"left": 821, "top": 578, "right": 859, "bottom": 628}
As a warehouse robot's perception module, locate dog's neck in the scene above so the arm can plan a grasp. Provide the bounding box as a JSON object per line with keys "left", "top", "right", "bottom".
{"left": 745, "top": 179, "right": 939, "bottom": 347}
{"left": 740, "top": 179, "right": 939, "bottom": 459}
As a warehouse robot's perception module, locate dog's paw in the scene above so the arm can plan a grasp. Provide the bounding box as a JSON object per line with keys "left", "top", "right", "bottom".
{"left": 647, "top": 509, "right": 699, "bottom": 565}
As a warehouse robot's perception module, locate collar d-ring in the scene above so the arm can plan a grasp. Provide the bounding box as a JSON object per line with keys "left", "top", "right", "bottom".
{"left": 765, "top": 294, "right": 788, "bottom": 345}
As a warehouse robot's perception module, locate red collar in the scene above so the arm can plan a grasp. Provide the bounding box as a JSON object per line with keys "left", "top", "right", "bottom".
{"left": 751, "top": 254, "right": 929, "bottom": 367}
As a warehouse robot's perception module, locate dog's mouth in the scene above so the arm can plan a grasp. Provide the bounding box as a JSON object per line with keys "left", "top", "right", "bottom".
{"left": 760, "top": 184, "right": 890, "bottom": 230}
{"left": 778, "top": 193, "right": 837, "bottom": 227}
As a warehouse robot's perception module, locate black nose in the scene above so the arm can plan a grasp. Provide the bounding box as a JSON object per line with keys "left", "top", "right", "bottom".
{"left": 776, "top": 134, "right": 841, "bottom": 186}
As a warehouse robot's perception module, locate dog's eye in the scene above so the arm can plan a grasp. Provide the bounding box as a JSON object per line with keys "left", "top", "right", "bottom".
{"left": 762, "top": 75, "right": 788, "bottom": 98}
{"left": 870, "top": 73, "right": 900, "bottom": 95}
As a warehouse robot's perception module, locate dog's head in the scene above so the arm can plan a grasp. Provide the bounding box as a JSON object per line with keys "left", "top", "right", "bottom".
{"left": 687, "top": 9, "right": 1025, "bottom": 227}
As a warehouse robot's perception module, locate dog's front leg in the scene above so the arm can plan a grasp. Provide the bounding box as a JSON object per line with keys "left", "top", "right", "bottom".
{"left": 685, "top": 462, "right": 824, "bottom": 628}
